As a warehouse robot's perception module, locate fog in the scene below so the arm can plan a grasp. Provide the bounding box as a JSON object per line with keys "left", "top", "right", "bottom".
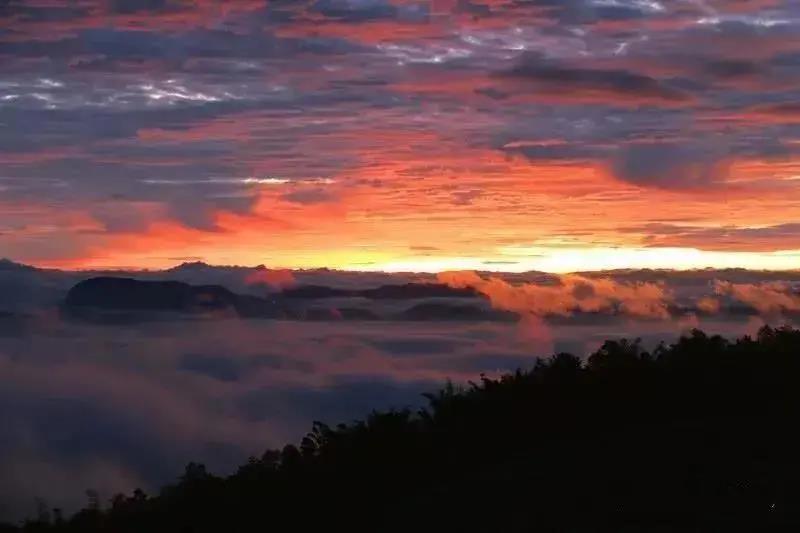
{"left": 1, "top": 262, "right": 799, "bottom": 520}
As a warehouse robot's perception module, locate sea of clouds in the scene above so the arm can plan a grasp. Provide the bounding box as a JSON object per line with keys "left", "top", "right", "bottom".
{"left": 1, "top": 262, "right": 799, "bottom": 520}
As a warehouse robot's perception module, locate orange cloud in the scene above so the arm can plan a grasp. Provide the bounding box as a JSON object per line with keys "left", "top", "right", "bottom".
{"left": 437, "top": 271, "right": 673, "bottom": 319}
{"left": 245, "top": 268, "right": 296, "bottom": 289}
{"left": 714, "top": 280, "right": 800, "bottom": 315}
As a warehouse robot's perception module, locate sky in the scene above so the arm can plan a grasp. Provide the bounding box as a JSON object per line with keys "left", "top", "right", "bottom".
{"left": 2, "top": 0, "right": 800, "bottom": 271}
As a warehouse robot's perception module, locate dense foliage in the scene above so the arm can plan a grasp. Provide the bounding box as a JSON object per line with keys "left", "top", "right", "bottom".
{"left": 8, "top": 326, "right": 800, "bottom": 532}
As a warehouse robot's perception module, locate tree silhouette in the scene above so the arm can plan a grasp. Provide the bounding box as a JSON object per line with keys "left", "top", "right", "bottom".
{"left": 7, "top": 326, "right": 800, "bottom": 531}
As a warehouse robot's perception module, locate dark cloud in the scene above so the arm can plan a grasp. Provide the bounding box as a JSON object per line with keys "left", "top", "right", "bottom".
{"left": 455, "top": 0, "right": 491, "bottom": 17}
{"left": 610, "top": 141, "right": 731, "bottom": 189}
{"left": 751, "top": 102, "right": 800, "bottom": 118}
{"left": 281, "top": 188, "right": 337, "bottom": 205}
{"left": 625, "top": 222, "right": 800, "bottom": 252}
{"left": 312, "top": 0, "right": 398, "bottom": 22}
{"left": 169, "top": 194, "right": 257, "bottom": 231}
{"left": 474, "top": 87, "right": 509, "bottom": 100}
{"left": 772, "top": 52, "right": 800, "bottom": 68}
{"left": 704, "top": 59, "right": 763, "bottom": 79}
{"left": 180, "top": 353, "right": 244, "bottom": 382}
{"left": 298, "top": 0, "right": 431, "bottom": 23}
{"left": 110, "top": 0, "right": 170, "bottom": 14}
{"left": 2, "top": 25, "right": 365, "bottom": 64}
{"left": 0, "top": 2, "right": 89, "bottom": 22}
{"left": 497, "top": 53, "right": 690, "bottom": 103}
{"left": 512, "top": 0, "right": 652, "bottom": 25}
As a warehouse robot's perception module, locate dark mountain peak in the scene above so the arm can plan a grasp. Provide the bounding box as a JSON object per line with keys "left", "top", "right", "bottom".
{"left": 281, "top": 285, "right": 356, "bottom": 298}
{"left": 166, "top": 261, "right": 268, "bottom": 274}
{"left": 362, "top": 282, "right": 479, "bottom": 299}
{"left": 64, "top": 277, "right": 237, "bottom": 312}
{"left": 0, "top": 258, "right": 36, "bottom": 272}
{"left": 63, "top": 277, "right": 293, "bottom": 319}
{"left": 167, "top": 261, "right": 214, "bottom": 272}
{"left": 281, "top": 282, "right": 479, "bottom": 300}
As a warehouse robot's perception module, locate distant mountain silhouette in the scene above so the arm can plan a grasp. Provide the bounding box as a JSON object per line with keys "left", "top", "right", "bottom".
{"left": 5, "top": 257, "right": 800, "bottom": 319}
{"left": 362, "top": 283, "right": 479, "bottom": 299}
{"left": 165, "top": 261, "right": 215, "bottom": 272}
{"left": 63, "top": 277, "right": 290, "bottom": 319}
{"left": 280, "top": 285, "right": 354, "bottom": 298}
{"left": 0, "top": 258, "right": 37, "bottom": 272}
{"left": 61, "top": 278, "right": 499, "bottom": 323}
{"left": 65, "top": 277, "right": 236, "bottom": 311}
{"left": 281, "top": 282, "right": 479, "bottom": 299}
{"left": 164, "top": 261, "right": 262, "bottom": 276}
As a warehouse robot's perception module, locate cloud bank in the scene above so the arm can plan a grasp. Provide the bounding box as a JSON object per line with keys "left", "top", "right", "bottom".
{"left": 437, "top": 271, "right": 673, "bottom": 319}
{"left": 0, "top": 265, "right": 799, "bottom": 520}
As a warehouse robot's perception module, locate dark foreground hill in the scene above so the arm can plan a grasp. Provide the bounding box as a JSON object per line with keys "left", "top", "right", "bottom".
{"left": 10, "top": 326, "right": 800, "bottom": 532}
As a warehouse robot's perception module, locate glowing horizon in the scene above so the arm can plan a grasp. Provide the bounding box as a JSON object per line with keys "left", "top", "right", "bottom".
{"left": 30, "top": 245, "right": 800, "bottom": 274}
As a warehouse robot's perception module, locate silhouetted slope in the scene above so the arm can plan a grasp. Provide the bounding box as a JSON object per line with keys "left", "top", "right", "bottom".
{"left": 279, "top": 284, "right": 354, "bottom": 298}
{"left": 11, "top": 326, "right": 800, "bottom": 532}
{"left": 62, "top": 278, "right": 495, "bottom": 323}
{"left": 361, "top": 283, "right": 478, "bottom": 299}
{"left": 281, "top": 282, "right": 479, "bottom": 299}
{"left": 63, "top": 277, "right": 290, "bottom": 318}
{"left": 0, "top": 259, "right": 38, "bottom": 272}
{"left": 65, "top": 277, "right": 238, "bottom": 312}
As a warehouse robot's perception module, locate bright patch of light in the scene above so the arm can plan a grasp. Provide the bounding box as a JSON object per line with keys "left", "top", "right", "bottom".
{"left": 697, "top": 15, "right": 793, "bottom": 27}
{"left": 310, "top": 178, "right": 337, "bottom": 185}
{"left": 243, "top": 177, "right": 291, "bottom": 185}
{"left": 141, "top": 177, "right": 334, "bottom": 187}
{"left": 37, "top": 78, "right": 64, "bottom": 88}
{"left": 592, "top": 0, "right": 664, "bottom": 12}
{"left": 353, "top": 247, "right": 800, "bottom": 273}
{"left": 378, "top": 43, "right": 472, "bottom": 65}
{"left": 140, "top": 83, "right": 221, "bottom": 104}
{"left": 143, "top": 177, "right": 289, "bottom": 186}
{"left": 460, "top": 35, "right": 482, "bottom": 46}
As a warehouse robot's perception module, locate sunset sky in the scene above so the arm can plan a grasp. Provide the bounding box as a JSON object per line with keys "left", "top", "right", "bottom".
{"left": 2, "top": 0, "right": 800, "bottom": 271}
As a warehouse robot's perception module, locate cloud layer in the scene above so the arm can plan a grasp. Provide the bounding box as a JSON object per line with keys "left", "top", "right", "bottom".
{"left": 437, "top": 270, "right": 673, "bottom": 319}
{"left": 0, "top": 310, "right": 780, "bottom": 521}
{"left": 1, "top": 264, "right": 800, "bottom": 520}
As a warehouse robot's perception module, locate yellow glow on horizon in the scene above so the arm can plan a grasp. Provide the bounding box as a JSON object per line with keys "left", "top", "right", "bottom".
{"left": 40, "top": 245, "right": 800, "bottom": 274}
{"left": 347, "top": 246, "right": 800, "bottom": 273}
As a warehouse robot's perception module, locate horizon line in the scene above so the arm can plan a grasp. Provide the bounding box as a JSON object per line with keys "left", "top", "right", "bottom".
{"left": 6, "top": 257, "right": 800, "bottom": 276}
